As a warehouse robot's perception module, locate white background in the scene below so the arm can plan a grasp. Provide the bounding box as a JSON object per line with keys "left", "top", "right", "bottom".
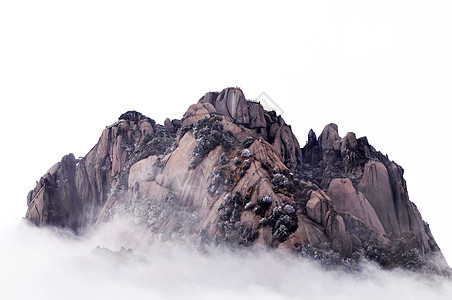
{"left": 1, "top": 1, "right": 451, "bottom": 263}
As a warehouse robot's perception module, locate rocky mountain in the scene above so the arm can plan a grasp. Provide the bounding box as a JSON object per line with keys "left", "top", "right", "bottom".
{"left": 26, "top": 87, "right": 449, "bottom": 275}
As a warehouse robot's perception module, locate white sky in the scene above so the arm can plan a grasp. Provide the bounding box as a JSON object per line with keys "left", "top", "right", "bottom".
{"left": 1, "top": 1, "right": 451, "bottom": 262}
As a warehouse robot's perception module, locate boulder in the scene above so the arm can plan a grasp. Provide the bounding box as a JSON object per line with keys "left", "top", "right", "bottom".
{"left": 182, "top": 103, "right": 215, "bottom": 126}
{"left": 306, "top": 190, "right": 331, "bottom": 225}
{"left": 328, "top": 178, "right": 385, "bottom": 234}
{"left": 318, "top": 123, "right": 340, "bottom": 150}
{"left": 340, "top": 132, "right": 358, "bottom": 154}
{"left": 200, "top": 87, "right": 249, "bottom": 124}
{"left": 325, "top": 212, "right": 346, "bottom": 237}
{"left": 164, "top": 118, "right": 175, "bottom": 134}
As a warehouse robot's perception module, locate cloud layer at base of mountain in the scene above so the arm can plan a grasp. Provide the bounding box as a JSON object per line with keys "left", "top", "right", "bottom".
{"left": 1, "top": 222, "right": 451, "bottom": 300}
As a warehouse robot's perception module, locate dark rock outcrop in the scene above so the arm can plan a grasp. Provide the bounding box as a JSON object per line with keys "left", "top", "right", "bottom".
{"left": 26, "top": 111, "right": 160, "bottom": 232}
{"left": 199, "top": 87, "right": 302, "bottom": 170}
{"left": 26, "top": 154, "right": 80, "bottom": 230}
{"left": 25, "top": 88, "right": 449, "bottom": 275}
{"left": 299, "top": 122, "right": 447, "bottom": 271}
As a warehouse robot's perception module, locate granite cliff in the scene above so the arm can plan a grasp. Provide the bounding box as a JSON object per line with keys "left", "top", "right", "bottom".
{"left": 26, "top": 87, "right": 449, "bottom": 275}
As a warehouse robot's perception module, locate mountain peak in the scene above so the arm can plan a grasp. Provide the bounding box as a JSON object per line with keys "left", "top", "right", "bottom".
{"left": 25, "top": 87, "right": 450, "bottom": 276}
{"left": 118, "top": 110, "right": 155, "bottom": 125}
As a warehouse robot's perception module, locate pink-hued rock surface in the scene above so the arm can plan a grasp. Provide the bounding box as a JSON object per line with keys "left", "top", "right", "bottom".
{"left": 25, "top": 87, "right": 449, "bottom": 275}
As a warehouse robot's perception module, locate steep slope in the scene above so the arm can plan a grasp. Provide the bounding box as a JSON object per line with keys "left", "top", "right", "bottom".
{"left": 26, "top": 87, "right": 449, "bottom": 275}
{"left": 26, "top": 111, "right": 168, "bottom": 232}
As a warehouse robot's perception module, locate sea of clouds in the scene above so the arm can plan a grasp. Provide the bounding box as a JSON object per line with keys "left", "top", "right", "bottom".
{"left": 1, "top": 220, "right": 451, "bottom": 300}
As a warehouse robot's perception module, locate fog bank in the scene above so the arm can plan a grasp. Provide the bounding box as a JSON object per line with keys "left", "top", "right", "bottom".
{"left": 1, "top": 222, "right": 451, "bottom": 300}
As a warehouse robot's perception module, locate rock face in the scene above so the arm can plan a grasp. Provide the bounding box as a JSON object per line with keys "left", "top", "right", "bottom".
{"left": 26, "top": 111, "right": 162, "bottom": 232}
{"left": 199, "top": 88, "right": 303, "bottom": 170}
{"left": 26, "top": 88, "right": 449, "bottom": 275}
{"left": 357, "top": 160, "right": 401, "bottom": 236}
{"left": 327, "top": 178, "right": 385, "bottom": 235}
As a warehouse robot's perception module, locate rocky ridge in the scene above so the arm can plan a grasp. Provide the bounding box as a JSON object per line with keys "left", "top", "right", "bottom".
{"left": 26, "top": 87, "right": 449, "bottom": 275}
